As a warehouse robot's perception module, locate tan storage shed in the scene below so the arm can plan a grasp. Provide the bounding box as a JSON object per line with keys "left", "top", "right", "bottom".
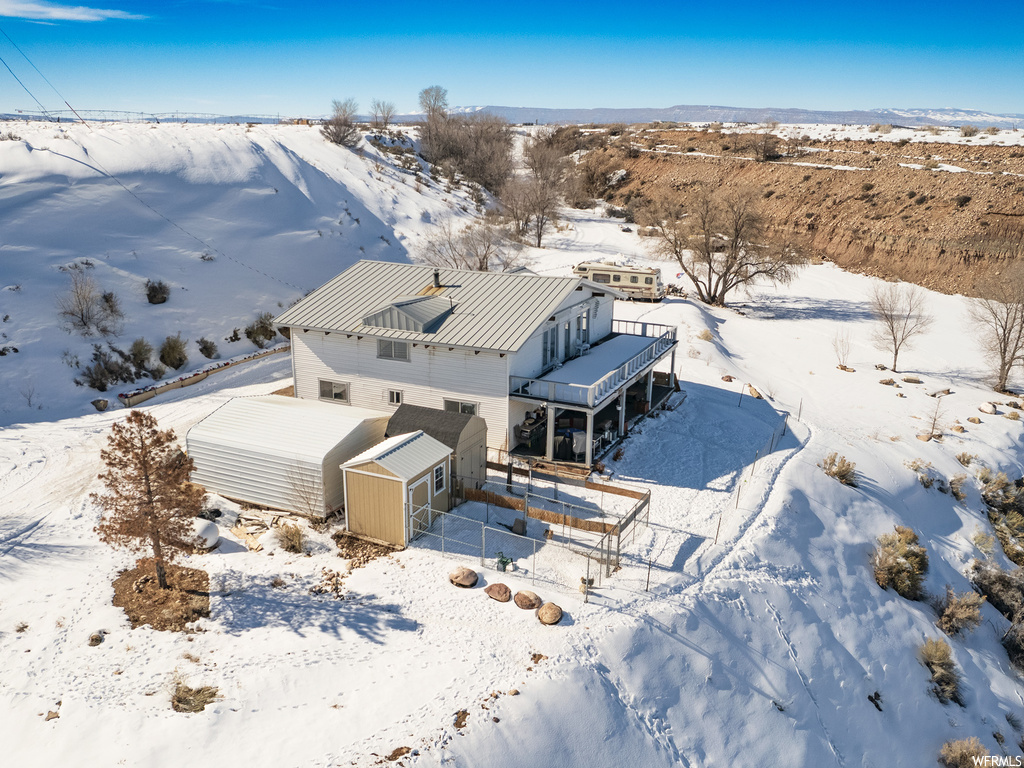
{"left": 385, "top": 404, "right": 487, "bottom": 490}
{"left": 341, "top": 431, "right": 453, "bottom": 547}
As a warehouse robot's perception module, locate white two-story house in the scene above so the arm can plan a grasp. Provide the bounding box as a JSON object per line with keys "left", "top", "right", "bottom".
{"left": 274, "top": 260, "right": 677, "bottom": 467}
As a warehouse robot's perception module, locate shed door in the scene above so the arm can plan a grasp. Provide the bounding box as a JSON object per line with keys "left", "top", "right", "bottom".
{"left": 408, "top": 476, "right": 431, "bottom": 539}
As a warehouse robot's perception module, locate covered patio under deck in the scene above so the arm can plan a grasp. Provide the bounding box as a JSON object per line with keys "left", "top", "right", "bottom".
{"left": 509, "top": 320, "right": 677, "bottom": 467}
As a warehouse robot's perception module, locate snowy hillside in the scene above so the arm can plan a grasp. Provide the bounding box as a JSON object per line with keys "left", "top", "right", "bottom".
{"left": 0, "top": 121, "right": 480, "bottom": 426}
{"left": 2, "top": 124, "right": 1024, "bottom": 767}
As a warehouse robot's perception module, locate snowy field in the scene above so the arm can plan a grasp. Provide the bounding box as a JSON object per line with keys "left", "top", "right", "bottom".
{"left": 2, "top": 122, "right": 1023, "bottom": 766}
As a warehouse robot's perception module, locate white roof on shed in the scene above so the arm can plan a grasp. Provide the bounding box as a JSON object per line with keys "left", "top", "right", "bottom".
{"left": 187, "top": 396, "right": 390, "bottom": 462}
{"left": 342, "top": 431, "right": 452, "bottom": 481}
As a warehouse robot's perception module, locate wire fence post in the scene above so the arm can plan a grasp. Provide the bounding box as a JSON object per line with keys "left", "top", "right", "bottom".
{"left": 797, "top": 397, "right": 803, "bottom": 422}
{"left": 481, "top": 524, "right": 486, "bottom": 567}
{"left": 441, "top": 511, "right": 445, "bottom": 556}
{"left": 532, "top": 539, "right": 537, "bottom": 585}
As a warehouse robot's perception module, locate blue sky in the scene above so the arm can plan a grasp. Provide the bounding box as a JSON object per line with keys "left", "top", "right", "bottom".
{"left": 0, "top": 0, "right": 1021, "bottom": 117}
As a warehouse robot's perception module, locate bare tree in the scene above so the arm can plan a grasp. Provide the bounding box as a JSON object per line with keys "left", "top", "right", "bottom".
{"left": 421, "top": 217, "right": 522, "bottom": 271}
{"left": 288, "top": 466, "right": 325, "bottom": 519}
{"left": 321, "top": 98, "right": 360, "bottom": 147}
{"left": 56, "top": 269, "right": 124, "bottom": 336}
{"left": 526, "top": 175, "right": 561, "bottom": 248}
{"left": 418, "top": 85, "right": 448, "bottom": 119}
{"left": 870, "top": 283, "right": 933, "bottom": 373}
{"left": 640, "top": 184, "right": 802, "bottom": 306}
{"left": 969, "top": 264, "right": 1024, "bottom": 392}
{"left": 370, "top": 98, "right": 397, "bottom": 129}
{"left": 832, "top": 329, "right": 852, "bottom": 369}
{"left": 524, "top": 131, "right": 567, "bottom": 188}
{"left": 498, "top": 176, "right": 534, "bottom": 240}
{"left": 750, "top": 120, "right": 781, "bottom": 162}
{"left": 92, "top": 411, "right": 204, "bottom": 590}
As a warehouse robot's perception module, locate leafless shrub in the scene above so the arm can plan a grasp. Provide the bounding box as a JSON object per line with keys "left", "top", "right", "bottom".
{"left": 956, "top": 452, "right": 977, "bottom": 467}
{"left": 698, "top": 329, "right": 714, "bottom": 342}
{"left": 960, "top": 124, "right": 980, "bottom": 137}
{"left": 57, "top": 271, "right": 123, "bottom": 336}
{"left": 832, "top": 329, "right": 851, "bottom": 368}
{"left": 934, "top": 585, "right": 984, "bottom": 636}
{"left": 968, "top": 261, "right": 1024, "bottom": 393}
{"left": 873, "top": 525, "right": 928, "bottom": 600}
{"left": 145, "top": 279, "right": 170, "bottom": 304}
{"left": 970, "top": 559, "right": 1024, "bottom": 620}
{"left": 421, "top": 217, "right": 522, "bottom": 272}
{"left": 369, "top": 98, "right": 396, "bottom": 129}
{"left": 322, "top": 98, "right": 360, "bottom": 147}
{"left": 820, "top": 452, "right": 857, "bottom": 486}
{"left": 920, "top": 638, "right": 963, "bottom": 706}
{"left": 984, "top": 126, "right": 1000, "bottom": 135}
{"left": 950, "top": 474, "right": 968, "bottom": 502}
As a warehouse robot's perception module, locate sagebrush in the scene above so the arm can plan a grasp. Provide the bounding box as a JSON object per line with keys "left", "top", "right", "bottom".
{"left": 820, "top": 452, "right": 857, "bottom": 486}
{"left": 873, "top": 525, "right": 928, "bottom": 600}
{"left": 277, "top": 523, "right": 305, "bottom": 554}
{"left": 919, "top": 638, "right": 963, "bottom": 706}
{"left": 934, "top": 585, "right": 983, "bottom": 636}
{"left": 938, "top": 737, "right": 985, "bottom": 767}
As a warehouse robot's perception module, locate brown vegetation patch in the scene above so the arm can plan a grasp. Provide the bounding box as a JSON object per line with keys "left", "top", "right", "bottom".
{"left": 112, "top": 559, "right": 210, "bottom": 631}
{"left": 332, "top": 531, "right": 396, "bottom": 569}
{"left": 171, "top": 675, "right": 219, "bottom": 713}
{"left": 385, "top": 746, "right": 412, "bottom": 762}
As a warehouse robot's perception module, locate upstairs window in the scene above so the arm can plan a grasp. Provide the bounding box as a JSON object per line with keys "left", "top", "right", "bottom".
{"left": 319, "top": 379, "right": 349, "bottom": 403}
{"left": 377, "top": 339, "right": 409, "bottom": 361}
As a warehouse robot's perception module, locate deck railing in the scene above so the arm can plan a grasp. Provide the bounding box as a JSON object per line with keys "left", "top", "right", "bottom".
{"left": 509, "top": 323, "right": 676, "bottom": 408}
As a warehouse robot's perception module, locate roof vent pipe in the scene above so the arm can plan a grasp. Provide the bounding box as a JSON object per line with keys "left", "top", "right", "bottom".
{"left": 433, "top": 269, "right": 441, "bottom": 288}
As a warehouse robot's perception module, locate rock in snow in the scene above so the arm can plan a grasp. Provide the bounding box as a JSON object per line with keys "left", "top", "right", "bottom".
{"left": 449, "top": 566, "right": 478, "bottom": 588}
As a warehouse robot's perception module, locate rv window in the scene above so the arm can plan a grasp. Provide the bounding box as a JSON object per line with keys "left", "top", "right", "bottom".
{"left": 630, "top": 275, "right": 639, "bottom": 283}
{"left": 593, "top": 273, "right": 610, "bottom": 284}
{"left": 612, "top": 274, "right": 621, "bottom": 282}
{"left": 645, "top": 277, "right": 653, "bottom": 285}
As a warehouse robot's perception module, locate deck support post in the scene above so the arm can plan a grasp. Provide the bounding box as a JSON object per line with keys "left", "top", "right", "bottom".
{"left": 545, "top": 404, "right": 556, "bottom": 461}
{"left": 585, "top": 410, "right": 594, "bottom": 467}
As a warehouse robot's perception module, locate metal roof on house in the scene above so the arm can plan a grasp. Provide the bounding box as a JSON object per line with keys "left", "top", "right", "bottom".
{"left": 274, "top": 260, "right": 587, "bottom": 353}
{"left": 341, "top": 430, "right": 452, "bottom": 481}
{"left": 385, "top": 404, "right": 484, "bottom": 451}
{"left": 363, "top": 295, "right": 454, "bottom": 333}
{"left": 186, "top": 396, "right": 390, "bottom": 462}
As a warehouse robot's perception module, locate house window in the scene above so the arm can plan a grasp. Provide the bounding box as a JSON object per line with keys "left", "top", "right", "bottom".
{"left": 433, "top": 463, "right": 445, "bottom": 493}
{"left": 630, "top": 275, "right": 639, "bottom": 284}
{"left": 592, "top": 273, "right": 610, "bottom": 284}
{"left": 388, "top": 389, "right": 403, "bottom": 406}
{"left": 318, "top": 379, "right": 349, "bottom": 403}
{"left": 444, "top": 399, "right": 477, "bottom": 416}
{"left": 377, "top": 339, "right": 410, "bottom": 361}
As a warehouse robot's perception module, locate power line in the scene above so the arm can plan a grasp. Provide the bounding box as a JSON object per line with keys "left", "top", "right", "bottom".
{"left": 0, "top": 51, "right": 50, "bottom": 118}
{"left": 0, "top": 26, "right": 302, "bottom": 293}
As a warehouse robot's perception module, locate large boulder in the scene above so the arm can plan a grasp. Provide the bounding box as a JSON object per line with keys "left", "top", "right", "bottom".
{"left": 979, "top": 402, "right": 998, "bottom": 415}
{"left": 449, "top": 566, "right": 478, "bottom": 588}
{"left": 484, "top": 583, "right": 511, "bottom": 602}
{"left": 514, "top": 590, "right": 542, "bottom": 610}
{"left": 538, "top": 603, "right": 563, "bottom": 625}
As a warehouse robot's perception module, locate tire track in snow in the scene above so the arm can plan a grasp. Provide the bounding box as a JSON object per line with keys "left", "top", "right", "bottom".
{"left": 764, "top": 598, "right": 845, "bottom": 767}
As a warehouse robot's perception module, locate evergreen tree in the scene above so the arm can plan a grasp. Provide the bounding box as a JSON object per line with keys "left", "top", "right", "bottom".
{"left": 92, "top": 410, "right": 203, "bottom": 589}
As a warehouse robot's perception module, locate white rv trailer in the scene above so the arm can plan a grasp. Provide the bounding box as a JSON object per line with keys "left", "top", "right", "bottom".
{"left": 571, "top": 262, "right": 666, "bottom": 301}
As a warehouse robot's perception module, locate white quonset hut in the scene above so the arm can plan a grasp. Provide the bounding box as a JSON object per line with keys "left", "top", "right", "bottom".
{"left": 186, "top": 396, "right": 390, "bottom": 517}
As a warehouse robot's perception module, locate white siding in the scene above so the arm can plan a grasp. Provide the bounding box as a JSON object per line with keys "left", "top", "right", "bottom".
{"left": 294, "top": 331, "right": 512, "bottom": 451}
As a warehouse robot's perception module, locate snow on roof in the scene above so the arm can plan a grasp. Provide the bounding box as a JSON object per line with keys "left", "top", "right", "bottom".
{"left": 342, "top": 430, "right": 451, "bottom": 481}
{"left": 274, "top": 260, "right": 583, "bottom": 353}
{"left": 540, "top": 334, "right": 656, "bottom": 387}
{"left": 186, "top": 396, "right": 390, "bottom": 462}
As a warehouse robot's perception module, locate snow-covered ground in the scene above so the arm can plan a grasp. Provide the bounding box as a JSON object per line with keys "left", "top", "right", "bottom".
{"left": 2, "top": 123, "right": 1023, "bottom": 767}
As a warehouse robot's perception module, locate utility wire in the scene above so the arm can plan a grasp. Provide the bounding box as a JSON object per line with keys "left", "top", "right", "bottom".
{"left": 0, "top": 25, "right": 87, "bottom": 124}
{"left": 0, "top": 51, "right": 50, "bottom": 118}
{"left": 0, "top": 26, "right": 302, "bottom": 292}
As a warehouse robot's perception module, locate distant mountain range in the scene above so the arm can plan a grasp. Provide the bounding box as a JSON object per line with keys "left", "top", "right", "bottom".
{"left": 436, "top": 104, "right": 1024, "bottom": 127}
{"left": 3, "top": 105, "right": 1022, "bottom": 127}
